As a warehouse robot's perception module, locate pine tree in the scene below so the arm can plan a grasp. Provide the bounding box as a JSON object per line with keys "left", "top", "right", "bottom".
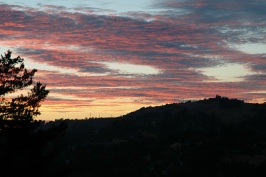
{"left": 0, "top": 50, "right": 49, "bottom": 132}
{"left": 0, "top": 50, "right": 55, "bottom": 177}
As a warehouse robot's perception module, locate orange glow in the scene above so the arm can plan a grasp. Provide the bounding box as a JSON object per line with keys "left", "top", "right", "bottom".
{"left": 0, "top": 2, "right": 265, "bottom": 120}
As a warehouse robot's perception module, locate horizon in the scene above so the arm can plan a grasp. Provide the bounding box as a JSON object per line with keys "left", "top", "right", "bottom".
{"left": 1, "top": 0, "right": 266, "bottom": 120}
{"left": 45, "top": 96, "right": 266, "bottom": 121}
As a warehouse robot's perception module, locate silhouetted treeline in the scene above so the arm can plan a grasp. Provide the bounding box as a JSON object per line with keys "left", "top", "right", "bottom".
{"left": 215, "top": 95, "right": 244, "bottom": 109}
{"left": 36, "top": 96, "right": 266, "bottom": 177}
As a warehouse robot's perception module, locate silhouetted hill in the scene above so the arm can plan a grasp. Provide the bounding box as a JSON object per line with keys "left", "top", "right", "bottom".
{"left": 121, "top": 95, "right": 264, "bottom": 124}
{"left": 40, "top": 96, "right": 266, "bottom": 177}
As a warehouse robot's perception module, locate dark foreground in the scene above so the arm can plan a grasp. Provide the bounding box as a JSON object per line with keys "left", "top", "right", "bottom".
{"left": 1, "top": 96, "right": 266, "bottom": 177}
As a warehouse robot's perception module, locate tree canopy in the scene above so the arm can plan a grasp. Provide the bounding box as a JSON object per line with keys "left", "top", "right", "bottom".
{"left": 0, "top": 50, "right": 67, "bottom": 177}
{"left": 0, "top": 50, "right": 49, "bottom": 132}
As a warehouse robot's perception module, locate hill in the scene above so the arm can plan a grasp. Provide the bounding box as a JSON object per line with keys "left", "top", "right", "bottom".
{"left": 122, "top": 95, "right": 264, "bottom": 124}
{"left": 41, "top": 96, "right": 266, "bottom": 177}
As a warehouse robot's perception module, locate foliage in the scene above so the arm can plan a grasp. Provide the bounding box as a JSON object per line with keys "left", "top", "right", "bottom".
{"left": 215, "top": 95, "right": 244, "bottom": 109}
{"left": 45, "top": 98, "right": 266, "bottom": 177}
{"left": 0, "top": 50, "right": 66, "bottom": 177}
{"left": 0, "top": 50, "right": 49, "bottom": 132}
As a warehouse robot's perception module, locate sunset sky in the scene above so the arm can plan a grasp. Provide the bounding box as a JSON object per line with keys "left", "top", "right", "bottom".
{"left": 1, "top": 0, "right": 266, "bottom": 120}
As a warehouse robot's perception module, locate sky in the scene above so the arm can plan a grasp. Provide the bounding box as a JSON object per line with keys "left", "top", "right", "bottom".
{"left": 0, "top": 0, "right": 266, "bottom": 120}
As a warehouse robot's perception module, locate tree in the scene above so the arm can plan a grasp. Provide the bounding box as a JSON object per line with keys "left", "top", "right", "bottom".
{"left": 0, "top": 50, "right": 49, "bottom": 132}
{"left": 0, "top": 50, "right": 55, "bottom": 177}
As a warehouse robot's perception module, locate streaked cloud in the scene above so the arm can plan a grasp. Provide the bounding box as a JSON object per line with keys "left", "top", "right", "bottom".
{"left": 0, "top": 0, "right": 265, "bottom": 119}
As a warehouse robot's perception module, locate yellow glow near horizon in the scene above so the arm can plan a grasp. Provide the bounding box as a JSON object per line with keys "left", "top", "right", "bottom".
{"left": 36, "top": 101, "right": 153, "bottom": 120}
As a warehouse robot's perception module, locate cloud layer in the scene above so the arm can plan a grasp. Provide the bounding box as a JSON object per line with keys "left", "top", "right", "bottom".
{"left": 0, "top": 0, "right": 266, "bottom": 119}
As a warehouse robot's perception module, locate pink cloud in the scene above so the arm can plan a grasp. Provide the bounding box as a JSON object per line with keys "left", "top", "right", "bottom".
{"left": 0, "top": 3, "right": 266, "bottom": 119}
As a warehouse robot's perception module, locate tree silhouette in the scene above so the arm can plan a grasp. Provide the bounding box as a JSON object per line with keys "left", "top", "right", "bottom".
{"left": 0, "top": 50, "right": 49, "bottom": 132}
{"left": 0, "top": 50, "right": 56, "bottom": 177}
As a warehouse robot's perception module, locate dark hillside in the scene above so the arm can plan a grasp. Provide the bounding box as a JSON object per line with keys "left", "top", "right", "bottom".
{"left": 122, "top": 96, "right": 263, "bottom": 124}
{"left": 41, "top": 96, "right": 266, "bottom": 177}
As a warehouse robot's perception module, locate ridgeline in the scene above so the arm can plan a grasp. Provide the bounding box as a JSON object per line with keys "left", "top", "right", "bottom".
{"left": 39, "top": 96, "right": 266, "bottom": 176}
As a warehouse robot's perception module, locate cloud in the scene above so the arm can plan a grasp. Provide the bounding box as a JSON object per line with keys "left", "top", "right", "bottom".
{"left": 0, "top": 1, "right": 266, "bottom": 119}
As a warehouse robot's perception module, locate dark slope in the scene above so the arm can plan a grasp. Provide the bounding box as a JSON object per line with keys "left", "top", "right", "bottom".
{"left": 43, "top": 96, "right": 266, "bottom": 177}
{"left": 122, "top": 96, "right": 265, "bottom": 124}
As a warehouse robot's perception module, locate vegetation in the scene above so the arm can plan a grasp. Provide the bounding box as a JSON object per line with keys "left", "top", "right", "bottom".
{"left": 0, "top": 51, "right": 265, "bottom": 176}
{"left": 0, "top": 50, "right": 66, "bottom": 177}
{"left": 0, "top": 50, "right": 49, "bottom": 132}
{"left": 44, "top": 96, "right": 266, "bottom": 177}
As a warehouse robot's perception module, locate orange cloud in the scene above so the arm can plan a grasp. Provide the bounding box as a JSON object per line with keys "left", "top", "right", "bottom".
{"left": 0, "top": 2, "right": 266, "bottom": 120}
